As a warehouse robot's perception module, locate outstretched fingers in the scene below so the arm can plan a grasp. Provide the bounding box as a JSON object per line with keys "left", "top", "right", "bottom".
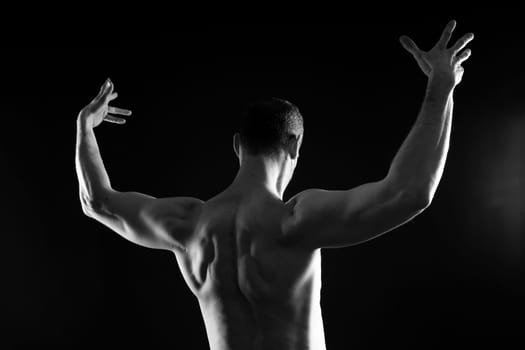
{"left": 104, "top": 114, "right": 127, "bottom": 124}
{"left": 455, "top": 48, "right": 472, "bottom": 65}
{"left": 89, "top": 79, "right": 131, "bottom": 125}
{"left": 438, "top": 20, "right": 456, "bottom": 49}
{"left": 108, "top": 106, "right": 132, "bottom": 116}
{"left": 450, "top": 32, "right": 474, "bottom": 55}
{"left": 107, "top": 92, "right": 118, "bottom": 102}
{"left": 104, "top": 103, "right": 132, "bottom": 124}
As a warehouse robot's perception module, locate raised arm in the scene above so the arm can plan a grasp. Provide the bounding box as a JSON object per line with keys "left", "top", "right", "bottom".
{"left": 394, "top": 19, "right": 473, "bottom": 199}
{"left": 282, "top": 20, "right": 474, "bottom": 250}
{"left": 75, "top": 79, "right": 203, "bottom": 251}
{"left": 76, "top": 79, "right": 129, "bottom": 210}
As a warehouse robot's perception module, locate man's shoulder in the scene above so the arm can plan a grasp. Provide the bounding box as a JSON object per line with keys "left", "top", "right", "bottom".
{"left": 283, "top": 188, "right": 326, "bottom": 213}
{"left": 142, "top": 196, "right": 205, "bottom": 224}
{"left": 139, "top": 196, "right": 206, "bottom": 250}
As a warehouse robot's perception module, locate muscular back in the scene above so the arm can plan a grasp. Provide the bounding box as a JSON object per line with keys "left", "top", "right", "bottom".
{"left": 87, "top": 174, "right": 425, "bottom": 349}
{"left": 174, "top": 190, "right": 326, "bottom": 350}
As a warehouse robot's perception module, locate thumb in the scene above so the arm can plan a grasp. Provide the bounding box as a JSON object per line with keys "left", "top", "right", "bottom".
{"left": 399, "top": 35, "right": 420, "bottom": 56}
{"left": 399, "top": 36, "right": 409, "bottom": 50}
{"left": 412, "top": 54, "right": 432, "bottom": 76}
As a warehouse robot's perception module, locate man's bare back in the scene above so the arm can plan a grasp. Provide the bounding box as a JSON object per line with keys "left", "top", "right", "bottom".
{"left": 176, "top": 189, "right": 325, "bottom": 350}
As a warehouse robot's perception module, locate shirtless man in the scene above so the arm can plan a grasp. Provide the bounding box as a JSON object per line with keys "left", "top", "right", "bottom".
{"left": 75, "top": 20, "right": 473, "bottom": 350}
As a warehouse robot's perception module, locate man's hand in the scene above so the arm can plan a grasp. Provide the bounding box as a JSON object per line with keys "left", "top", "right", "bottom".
{"left": 400, "top": 20, "right": 474, "bottom": 86}
{"left": 78, "top": 78, "right": 132, "bottom": 128}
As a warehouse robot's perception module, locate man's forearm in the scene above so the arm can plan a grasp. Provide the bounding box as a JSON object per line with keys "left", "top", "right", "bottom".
{"left": 75, "top": 117, "right": 113, "bottom": 209}
{"left": 387, "top": 76, "right": 455, "bottom": 202}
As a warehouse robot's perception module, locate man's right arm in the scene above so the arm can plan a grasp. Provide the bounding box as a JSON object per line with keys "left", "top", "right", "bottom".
{"left": 282, "top": 76, "right": 454, "bottom": 249}
{"left": 282, "top": 20, "right": 473, "bottom": 250}
{"left": 387, "top": 74, "right": 454, "bottom": 203}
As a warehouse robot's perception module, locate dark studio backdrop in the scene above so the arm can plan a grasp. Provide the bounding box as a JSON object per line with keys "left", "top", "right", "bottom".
{"left": 1, "top": 15, "right": 521, "bottom": 349}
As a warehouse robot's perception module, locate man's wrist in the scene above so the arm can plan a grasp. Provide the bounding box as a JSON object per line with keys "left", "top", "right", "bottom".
{"left": 427, "top": 72, "right": 456, "bottom": 91}
{"left": 424, "top": 74, "right": 455, "bottom": 104}
{"left": 77, "top": 113, "right": 93, "bottom": 131}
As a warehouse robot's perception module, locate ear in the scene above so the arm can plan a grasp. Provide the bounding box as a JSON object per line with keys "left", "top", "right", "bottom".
{"left": 287, "top": 134, "right": 301, "bottom": 160}
{"left": 233, "top": 133, "right": 240, "bottom": 158}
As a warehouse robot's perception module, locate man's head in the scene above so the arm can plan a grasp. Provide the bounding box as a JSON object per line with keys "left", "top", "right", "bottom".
{"left": 234, "top": 97, "right": 304, "bottom": 159}
{"left": 233, "top": 97, "right": 304, "bottom": 195}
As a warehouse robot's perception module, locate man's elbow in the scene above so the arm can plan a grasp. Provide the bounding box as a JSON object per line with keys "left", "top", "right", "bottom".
{"left": 80, "top": 190, "right": 114, "bottom": 217}
{"left": 412, "top": 191, "right": 433, "bottom": 211}
{"left": 387, "top": 175, "right": 434, "bottom": 210}
{"left": 81, "top": 202, "right": 100, "bottom": 218}
{"left": 402, "top": 188, "right": 433, "bottom": 212}
{"left": 80, "top": 196, "right": 107, "bottom": 217}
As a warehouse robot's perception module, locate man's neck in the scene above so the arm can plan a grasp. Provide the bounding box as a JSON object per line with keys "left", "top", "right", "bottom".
{"left": 230, "top": 156, "right": 285, "bottom": 200}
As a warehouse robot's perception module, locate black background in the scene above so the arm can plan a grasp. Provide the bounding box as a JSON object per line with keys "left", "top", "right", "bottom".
{"left": 1, "top": 13, "right": 521, "bottom": 349}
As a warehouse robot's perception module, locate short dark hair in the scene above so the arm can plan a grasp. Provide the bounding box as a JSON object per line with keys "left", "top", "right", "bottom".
{"left": 239, "top": 97, "right": 304, "bottom": 157}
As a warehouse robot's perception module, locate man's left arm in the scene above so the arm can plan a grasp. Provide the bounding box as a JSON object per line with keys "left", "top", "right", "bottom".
{"left": 75, "top": 79, "right": 202, "bottom": 251}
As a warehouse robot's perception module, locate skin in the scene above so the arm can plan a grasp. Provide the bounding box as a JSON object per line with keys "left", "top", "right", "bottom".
{"left": 76, "top": 20, "right": 472, "bottom": 350}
